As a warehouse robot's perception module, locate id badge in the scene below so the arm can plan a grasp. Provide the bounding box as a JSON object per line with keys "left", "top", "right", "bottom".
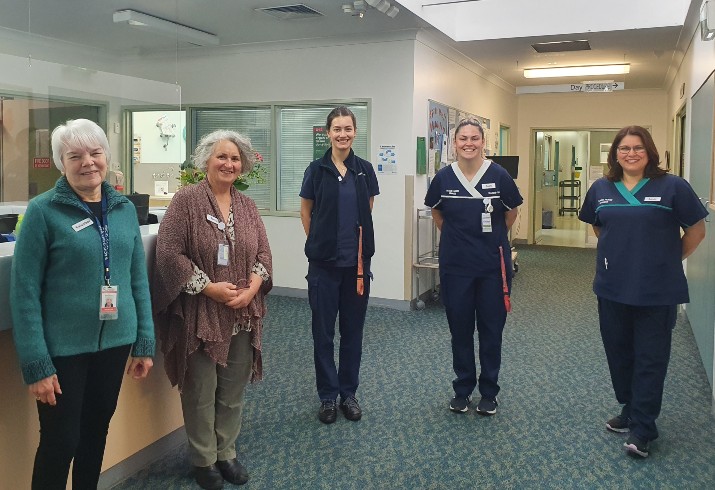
{"left": 100, "top": 285, "right": 119, "bottom": 320}
{"left": 217, "top": 240, "right": 230, "bottom": 266}
{"left": 481, "top": 213, "right": 493, "bottom": 233}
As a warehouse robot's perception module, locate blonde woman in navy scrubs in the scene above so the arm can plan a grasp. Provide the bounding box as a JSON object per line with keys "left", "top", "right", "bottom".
{"left": 579, "top": 126, "right": 707, "bottom": 458}
{"left": 425, "top": 117, "right": 522, "bottom": 416}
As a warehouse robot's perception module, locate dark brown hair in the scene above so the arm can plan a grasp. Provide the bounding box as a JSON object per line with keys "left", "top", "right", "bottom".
{"left": 606, "top": 125, "right": 666, "bottom": 181}
{"left": 326, "top": 106, "right": 356, "bottom": 131}
{"left": 454, "top": 117, "right": 484, "bottom": 140}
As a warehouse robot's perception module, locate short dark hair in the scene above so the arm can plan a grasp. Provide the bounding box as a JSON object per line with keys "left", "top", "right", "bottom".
{"left": 606, "top": 125, "right": 666, "bottom": 181}
{"left": 454, "top": 117, "right": 484, "bottom": 140}
{"left": 326, "top": 106, "right": 356, "bottom": 131}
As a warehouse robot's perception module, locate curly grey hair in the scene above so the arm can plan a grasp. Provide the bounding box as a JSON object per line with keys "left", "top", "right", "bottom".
{"left": 192, "top": 130, "right": 255, "bottom": 175}
{"left": 51, "top": 119, "right": 111, "bottom": 172}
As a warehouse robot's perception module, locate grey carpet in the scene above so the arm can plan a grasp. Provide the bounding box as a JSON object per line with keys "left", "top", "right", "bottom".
{"left": 114, "top": 245, "right": 715, "bottom": 489}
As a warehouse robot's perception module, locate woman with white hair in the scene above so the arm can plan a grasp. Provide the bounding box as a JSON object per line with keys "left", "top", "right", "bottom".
{"left": 10, "top": 118, "right": 155, "bottom": 489}
{"left": 153, "top": 130, "right": 272, "bottom": 490}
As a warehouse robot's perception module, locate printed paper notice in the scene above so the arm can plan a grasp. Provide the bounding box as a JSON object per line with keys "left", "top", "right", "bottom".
{"left": 377, "top": 145, "right": 398, "bottom": 174}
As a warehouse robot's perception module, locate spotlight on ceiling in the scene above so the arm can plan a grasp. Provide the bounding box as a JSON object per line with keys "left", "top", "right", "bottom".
{"left": 365, "top": 0, "right": 399, "bottom": 17}
{"left": 112, "top": 9, "right": 219, "bottom": 46}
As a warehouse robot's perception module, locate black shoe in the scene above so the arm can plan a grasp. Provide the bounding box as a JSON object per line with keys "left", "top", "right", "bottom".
{"left": 217, "top": 458, "right": 249, "bottom": 486}
{"left": 449, "top": 395, "right": 471, "bottom": 413}
{"left": 340, "top": 395, "right": 362, "bottom": 421}
{"left": 318, "top": 399, "right": 337, "bottom": 424}
{"left": 476, "top": 396, "right": 498, "bottom": 415}
{"left": 624, "top": 434, "right": 650, "bottom": 458}
{"left": 194, "top": 464, "right": 224, "bottom": 490}
{"left": 606, "top": 415, "right": 630, "bottom": 433}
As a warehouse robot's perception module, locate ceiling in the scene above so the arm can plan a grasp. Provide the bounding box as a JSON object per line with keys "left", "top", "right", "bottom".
{"left": 0, "top": 0, "right": 703, "bottom": 91}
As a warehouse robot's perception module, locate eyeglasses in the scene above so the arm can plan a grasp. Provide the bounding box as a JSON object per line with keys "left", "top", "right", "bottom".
{"left": 616, "top": 145, "right": 646, "bottom": 154}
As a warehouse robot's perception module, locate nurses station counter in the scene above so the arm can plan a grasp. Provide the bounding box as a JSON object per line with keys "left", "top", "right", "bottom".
{"left": 0, "top": 223, "right": 184, "bottom": 489}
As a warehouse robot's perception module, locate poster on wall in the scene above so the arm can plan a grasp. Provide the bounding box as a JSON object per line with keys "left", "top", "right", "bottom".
{"left": 427, "top": 99, "right": 491, "bottom": 165}
{"left": 377, "top": 145, "right": 398, "bottom": 174}
{"left": 313, "top": 126, "right": 331, "bottom": 160}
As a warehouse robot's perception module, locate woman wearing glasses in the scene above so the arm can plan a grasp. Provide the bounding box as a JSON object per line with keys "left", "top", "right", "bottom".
{"left": 424, "top": 118, "right": 522, "bottom": 417}
{"left": 579, "top": 125, "right": 707, "bottom": 458}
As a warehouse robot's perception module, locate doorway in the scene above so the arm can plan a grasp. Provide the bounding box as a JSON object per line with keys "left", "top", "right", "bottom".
{"left": 531, "top": 128, "right": 618, "bottom": 248}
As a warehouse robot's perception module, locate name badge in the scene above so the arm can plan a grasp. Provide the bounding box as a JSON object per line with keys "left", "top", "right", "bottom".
{"left": 99, "top": 285, "right": 119, "bottom": 320}
{"left": 644, "top": 196, "right": 661, "bottom": 202}
{"left": 217, "top": 240, "right": 230, "bottom": 266}
{"left": 481, "top": 213, "right": 492, "bottom": 233}
{"left": 482, "top": 183, "right": 496, "bottom": 189}
{"left": 72, "top": 218, "right": 93, "bottom": 232}
{"left": 207, "top": 214, "right": 226, "bottom": 230}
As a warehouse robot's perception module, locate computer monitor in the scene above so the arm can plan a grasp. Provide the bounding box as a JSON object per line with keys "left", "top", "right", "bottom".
{"left": 490, "top": 156, "right": 519, "bottom": 179}
{"left": 125, "top": 193, "right": 150, "bottom": 225}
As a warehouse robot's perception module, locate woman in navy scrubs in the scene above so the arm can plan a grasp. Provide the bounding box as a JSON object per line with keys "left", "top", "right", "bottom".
{"left": 300, "top": 106, "right": 379, "bottom": 424}
{"left": 579, "top": 126, "right": 707, "bottom": 458}
{"left": 425, "top": 117, "right": 522, "bottom": 416}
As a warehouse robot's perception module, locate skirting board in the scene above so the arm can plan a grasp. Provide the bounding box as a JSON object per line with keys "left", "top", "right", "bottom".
{"left": 98, "top": 427, "right": 186, "bottom": 489}
{"left": 271, "top": 286, "right": 411, "bottom": 311}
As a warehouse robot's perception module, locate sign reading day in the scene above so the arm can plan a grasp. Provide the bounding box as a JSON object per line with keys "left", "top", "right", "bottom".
{"left": 571, "top": 82, "right": 624, "bottom": 92}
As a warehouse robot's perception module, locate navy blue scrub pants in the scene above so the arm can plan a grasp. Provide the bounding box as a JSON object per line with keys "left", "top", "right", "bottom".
{"left": 441, "top": 272, "right": 507, "bottom": 400}
{"left": 32, "top": 343, "right": 132, "bottom": 490}
{"left": 597, "top": 297, "right": 676, "bottom": 442}
{"left": 307, "top": 262, "right": 370, "bottom": 402}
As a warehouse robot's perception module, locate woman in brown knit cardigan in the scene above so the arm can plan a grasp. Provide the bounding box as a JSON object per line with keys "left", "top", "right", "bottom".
{"left": 153, "top": 130, "right": 272, "bottom": 490}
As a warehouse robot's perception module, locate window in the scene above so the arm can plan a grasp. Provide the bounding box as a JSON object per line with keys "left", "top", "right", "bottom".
{"left": 192, "top": 102, "right": 368, "bottom": 214}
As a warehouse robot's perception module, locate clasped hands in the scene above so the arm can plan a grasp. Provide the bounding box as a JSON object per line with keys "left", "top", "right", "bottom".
{"left": 203, "top": 281, "right": 256, "bottom": 309}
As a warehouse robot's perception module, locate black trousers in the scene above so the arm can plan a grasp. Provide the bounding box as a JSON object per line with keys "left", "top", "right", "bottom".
{"left": 440, "top": 272, "right": 507, "bottom": 400}
{"left": 598, "top": 297, "right": 676, "bottom": 442}
{"left": 32, "top": 344, "right": 131, "bottom": 490}
{"left": 307, "top": 262, "right": 370, "bottom": 401}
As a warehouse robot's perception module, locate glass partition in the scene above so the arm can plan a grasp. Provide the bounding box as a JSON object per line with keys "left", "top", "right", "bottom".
{"left": 0, "top": 2, "right": 182, "bottom": 203}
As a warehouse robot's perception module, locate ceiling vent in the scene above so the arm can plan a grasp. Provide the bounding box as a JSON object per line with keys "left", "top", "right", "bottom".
{"left": 531, "top": 40, "right": 591, "bottom": 53}
{"left": 257, "top": 4, "right": 325, "bottom": 20}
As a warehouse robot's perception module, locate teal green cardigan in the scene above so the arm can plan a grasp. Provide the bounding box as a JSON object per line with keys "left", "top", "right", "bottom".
{"left": 11, "top": 177, "right": 155, "bottom": 384}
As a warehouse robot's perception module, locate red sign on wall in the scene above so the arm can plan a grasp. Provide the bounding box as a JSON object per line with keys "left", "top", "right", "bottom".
{"left": 33, "top": 158, "right": 51, "bottom": 168}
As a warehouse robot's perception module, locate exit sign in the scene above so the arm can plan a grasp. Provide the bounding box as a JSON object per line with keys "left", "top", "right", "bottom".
{"left": 33, "top": 157, "right": 51, "bottom": 168}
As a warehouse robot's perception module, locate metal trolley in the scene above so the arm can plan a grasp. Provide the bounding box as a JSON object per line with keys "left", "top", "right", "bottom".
{"left": 412, "top": 208, "right": 440, "bottom": 310}
{"left": 558, "top": 179, "right": 582, "bottom": 216}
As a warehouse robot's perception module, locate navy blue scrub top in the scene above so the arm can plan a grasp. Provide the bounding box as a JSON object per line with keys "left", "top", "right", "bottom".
{"left": 335, "top": 170, "right": 359, "bottom": 266}
{"left": 579, "top": 174, "right": 708, "bottom": 306}
{"left": 424, "top": 160, "right": 523, "bottom": 277}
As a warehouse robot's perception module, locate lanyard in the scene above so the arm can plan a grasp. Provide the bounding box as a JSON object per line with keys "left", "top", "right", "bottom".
{"left": 81, "top": 193, "right": 111, "bottom": 286}
{"left": 499, "top": 245, "right": 511, "bottom": 313}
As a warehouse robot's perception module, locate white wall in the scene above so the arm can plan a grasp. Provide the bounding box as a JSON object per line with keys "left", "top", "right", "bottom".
{"left": 121, "top": 33, "right": 418, "bottom": 301}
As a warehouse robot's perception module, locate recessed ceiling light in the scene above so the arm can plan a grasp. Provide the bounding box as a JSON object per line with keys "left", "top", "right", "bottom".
{"left": 523, "top": 64, "right": 630, "bottom": 79}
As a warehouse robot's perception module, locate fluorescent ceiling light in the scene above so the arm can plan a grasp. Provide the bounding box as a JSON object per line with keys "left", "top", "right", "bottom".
{"left": 523, "top": 64, "right": 630, "bottom": 79}
{"left": 113, "top": 9, "right": 219, "bottom": 46}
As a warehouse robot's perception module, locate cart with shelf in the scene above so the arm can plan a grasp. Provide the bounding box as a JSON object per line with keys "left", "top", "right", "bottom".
{"left": 412, "top": 208, "right": 440, "bottom": 310}
{"left": 558, "top": 179, "right": 581, "bottom": 216}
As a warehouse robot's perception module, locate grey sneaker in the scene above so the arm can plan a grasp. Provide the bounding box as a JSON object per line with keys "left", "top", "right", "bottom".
{"left": 624, "top": 434, "right": 649, "bottom": 458}
{"left": 606, "top": 415, "right": 630, "bottom": 433}
{"left": 449, "top": 395, "right": 471, "bottom": 413}
{"left": 476, "top": 396, "right": 498, "bottom": 415}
